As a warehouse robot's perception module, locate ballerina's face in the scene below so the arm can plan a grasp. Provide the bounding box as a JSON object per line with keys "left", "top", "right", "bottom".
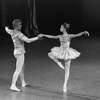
{"left": 60, "top": 25, "right": 66, "bottom": 32}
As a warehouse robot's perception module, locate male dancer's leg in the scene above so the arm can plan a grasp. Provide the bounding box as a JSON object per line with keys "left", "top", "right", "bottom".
{"left": 10, "top": 53, "right": 24, "bottom": 91}
{"left": 20, "top": 62, "right": 27, "bottom": 87}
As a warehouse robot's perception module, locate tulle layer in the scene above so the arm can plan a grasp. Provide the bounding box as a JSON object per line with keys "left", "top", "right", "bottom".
{"left": 49, "top": 46, "right": 80, "bottom": 60}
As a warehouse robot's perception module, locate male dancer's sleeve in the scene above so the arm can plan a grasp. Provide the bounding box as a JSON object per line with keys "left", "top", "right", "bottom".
{"left": 5, "top": 27, "right": 13, "bottom": 35}
{"left": 18, "top": 32, "right": 28, "bottom": 41}
{"left": 18, "top": 32, "right": 39, "bottom": 43}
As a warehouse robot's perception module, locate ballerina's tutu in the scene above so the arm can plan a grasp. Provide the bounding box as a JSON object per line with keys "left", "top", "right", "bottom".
{"left": 49, "top": 46, "right": 81, "bottom": 60}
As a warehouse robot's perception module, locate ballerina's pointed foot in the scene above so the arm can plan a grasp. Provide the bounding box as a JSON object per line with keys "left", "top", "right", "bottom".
{"left": 63, "top": 85, "right": 67, "bottom": 93}
{"left": 10, "top": 86, "right": 20, "bottom": 92}
{"left": 58, "top": 62, "right": 65, "bottom": 69}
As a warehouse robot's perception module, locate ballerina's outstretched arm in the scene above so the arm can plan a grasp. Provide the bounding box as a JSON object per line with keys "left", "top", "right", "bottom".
{"left": 40, "top": 33, "right": 60, "bottom": 39}
{"left": 70, "top": 31, "right": 90, "bottom": 38}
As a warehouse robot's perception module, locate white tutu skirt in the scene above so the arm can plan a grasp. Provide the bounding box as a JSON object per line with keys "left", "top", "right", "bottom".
{"left": 49, "top": 46, "right": 81, "bottom": 60}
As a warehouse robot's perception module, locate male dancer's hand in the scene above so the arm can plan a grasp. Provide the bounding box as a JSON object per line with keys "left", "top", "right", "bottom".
{"left": 5, "top": 26, "right": 9, "bottom": 31}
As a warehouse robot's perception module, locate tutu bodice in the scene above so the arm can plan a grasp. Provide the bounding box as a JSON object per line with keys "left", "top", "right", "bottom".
{"left": 60, "top": 41, "right": 70, "bottom": 49}
{"left": 60, "top": 35, "right": 71, "bottom": 49}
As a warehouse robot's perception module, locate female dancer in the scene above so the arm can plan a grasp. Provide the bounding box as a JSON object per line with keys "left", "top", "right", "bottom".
{"left": 41, "top": 23, "right": 89, "bottom": 92}
{"left": 5, "top": 19, "right": 42, "bottom": 92}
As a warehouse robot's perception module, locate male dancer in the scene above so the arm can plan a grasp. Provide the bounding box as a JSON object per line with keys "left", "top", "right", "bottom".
{"left": 5, "top": 19, "right": 42, "bottom": 91}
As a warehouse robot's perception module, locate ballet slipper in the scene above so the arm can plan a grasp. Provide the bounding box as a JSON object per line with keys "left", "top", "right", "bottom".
{"left": 10, "top": 86, "right": 20, "bottom": 92}
{"left": 22, "top": 83, "right": 28, "bottom": 87}
{"left": 58, "top": 62, "right": 65, "bottom": 69}
{"left": 63, "top": 85, "right": 67, "bottom": 93}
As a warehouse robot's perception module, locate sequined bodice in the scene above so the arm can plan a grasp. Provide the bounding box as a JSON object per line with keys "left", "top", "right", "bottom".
{"left": 60, "top": 35, "right": 71, "bottom": 48}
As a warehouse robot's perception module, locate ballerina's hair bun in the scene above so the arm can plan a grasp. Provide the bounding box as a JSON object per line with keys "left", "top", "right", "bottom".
{"left": 63, "top": 22, "right": 70, "bottom": 29}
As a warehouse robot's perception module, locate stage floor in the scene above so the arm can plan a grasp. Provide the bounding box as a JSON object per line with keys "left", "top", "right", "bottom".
{"left": 0, "top": 38, "right": 100, "bottom": 100}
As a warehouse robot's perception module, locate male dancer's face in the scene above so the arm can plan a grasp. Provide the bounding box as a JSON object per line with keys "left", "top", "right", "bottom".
{"left": 17, "top": 22, "right": 22, "bottom": 30}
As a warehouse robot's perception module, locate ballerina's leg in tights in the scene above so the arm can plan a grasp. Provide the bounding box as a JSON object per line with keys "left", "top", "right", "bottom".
{"left": 48, "top": 53, "right": 65, "bottom": 69}
{"left": 48, "top": 52, "right": 71, "bottom": 93}
{"left": 63, "top": 59, "right": 71, "bottom": 93}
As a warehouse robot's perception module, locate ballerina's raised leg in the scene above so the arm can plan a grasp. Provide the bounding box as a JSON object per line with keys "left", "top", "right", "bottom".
{"left": 48, "top": 53, "right": 65, "bottom": 69}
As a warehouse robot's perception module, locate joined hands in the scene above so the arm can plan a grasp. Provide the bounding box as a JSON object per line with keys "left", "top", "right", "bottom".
{"left": 38, "top": 34, "right": 43, "bottom": 38}
{"left": 37, "top": 34, "right": 44, "bottom": 40}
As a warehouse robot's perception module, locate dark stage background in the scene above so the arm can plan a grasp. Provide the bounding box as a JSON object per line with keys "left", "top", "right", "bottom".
{"left": 0, "top": 0, "right": 100, "bottom": 61}
{"left": 0, "top": 0, "right": 100, "bottom": 54}
{"left": 0, "top": 0, "right": 100, "bottom": 37}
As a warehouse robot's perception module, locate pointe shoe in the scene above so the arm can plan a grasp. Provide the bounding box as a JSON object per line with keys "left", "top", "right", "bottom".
{"left": 10, "top": 86, "right": 20, "bottom": 92}
{"left": 63, "top": 85, "right": 67, "bottom": 93}
{"left": 58, "top": 62, "right": 65, "bottom": 69}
